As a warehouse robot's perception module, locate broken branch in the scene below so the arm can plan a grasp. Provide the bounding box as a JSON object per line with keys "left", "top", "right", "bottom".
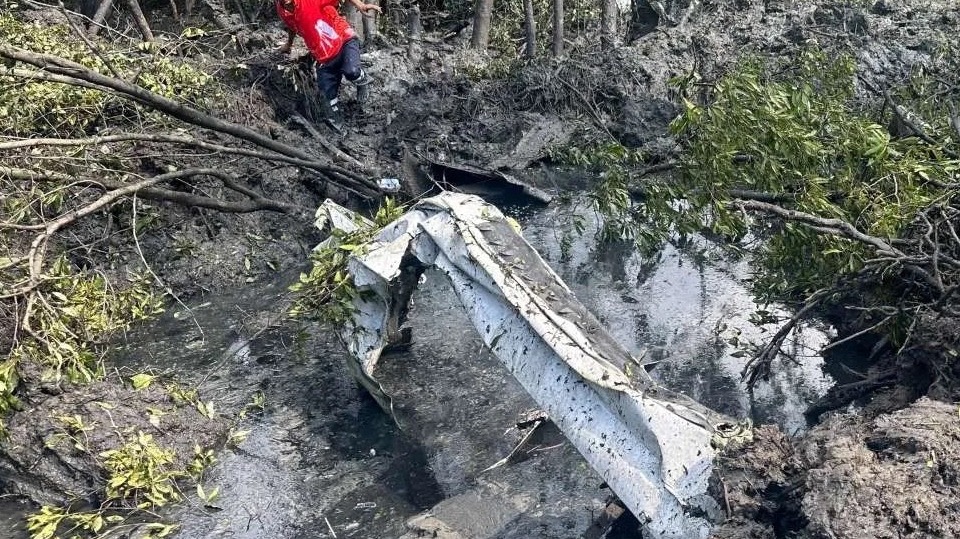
{"left": 0, "top": 45, "right": 379, "bottom": 197}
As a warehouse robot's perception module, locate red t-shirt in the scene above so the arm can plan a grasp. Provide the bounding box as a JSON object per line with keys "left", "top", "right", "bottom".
{"left": 277, "top": 0, "right": 355, "bottom": 63}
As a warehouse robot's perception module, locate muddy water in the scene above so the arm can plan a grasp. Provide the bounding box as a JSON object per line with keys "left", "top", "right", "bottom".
{"left": 0, "top": 198, "right": 834, "bottom": 539}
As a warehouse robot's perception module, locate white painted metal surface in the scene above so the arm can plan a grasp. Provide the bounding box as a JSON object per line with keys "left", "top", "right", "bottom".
{"left": 316, "top": 193, "right": 724, "bottom": 538}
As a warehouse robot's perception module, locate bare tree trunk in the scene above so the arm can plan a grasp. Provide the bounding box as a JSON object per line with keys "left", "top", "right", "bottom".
{"left": 87, "top": 0, "right": 114, "bottom": 36}
{"left": 362, "top": 0, "right": 379, "bottom": 43}
{"left": 407, "top": 6, "right": 422, "bottom": 60}
{"left": 124, "top": 0, "right": 155, "bottom": 41}
{"left": 552, "top": 0, "right": 564, "bottom": 56}
{"left": 344, "top": 3, "right": 362, "bottom": 41}
{"left": 600, "top": 0, "right": 617, "bottom": 49}
{"left": 470, "top": 0, "right": 494, "bottom": 50}
{"left": 522, "top": 0, "right": 536, "bottom": 58}
{"left": 168, "top": 0, "right": 180, "bottom": 22}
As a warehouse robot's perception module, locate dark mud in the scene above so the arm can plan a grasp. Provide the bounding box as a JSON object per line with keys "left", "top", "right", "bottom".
{"left": 712, "top": 398, "right": 960, "bottom": 539}
{"left": 0, "top": 378, "right": 228, "bottom": 507}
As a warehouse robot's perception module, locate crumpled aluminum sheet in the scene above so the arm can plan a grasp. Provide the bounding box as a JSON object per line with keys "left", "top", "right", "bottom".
{"left": 316, "top": 193, "right": 726, "bottom": 538}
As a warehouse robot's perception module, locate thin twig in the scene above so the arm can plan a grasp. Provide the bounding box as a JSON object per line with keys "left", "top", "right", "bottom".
{"left": 820, "top": 314, "right": 894, "bottom": 353}
{"left": 131, "top": 192, "right": 204, "bottom": 339}
{"left": 57, "top": 0, "right": 124, "bottom": 80}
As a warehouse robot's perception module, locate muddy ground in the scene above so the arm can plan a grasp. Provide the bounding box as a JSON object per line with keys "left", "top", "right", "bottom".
{"left": 712, "top": 398, "right": 960, "bottom": 539}
{"left": 3, "top": 0, "right": 960, "bottom": 537}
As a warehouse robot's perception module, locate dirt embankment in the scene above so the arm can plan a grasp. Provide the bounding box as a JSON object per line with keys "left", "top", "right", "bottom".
{"left": 712, "top": 398, "right": 960, "bottom": 539}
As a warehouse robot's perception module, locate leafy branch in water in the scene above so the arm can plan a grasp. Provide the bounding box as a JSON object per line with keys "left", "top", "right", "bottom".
{"left": 289, "top": 198, "right": 404, "bottom": 325}
{"left": 547, "top": 141, "right": 656, "bottom": 253}
{"left": 558, "top": 47, "right": 960, "bottom": 388}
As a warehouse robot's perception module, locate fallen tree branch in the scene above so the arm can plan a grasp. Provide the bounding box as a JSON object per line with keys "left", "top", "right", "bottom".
{"left": 819, "top": 314, "right": 895, "bottom": 354}
{"left": 742, "top": 289, "right": 828, "bottom": 385}
{"left": 12, "top": 167, "right": 295, "bottom": 337}
{"left": 881, "top": 89, "right": 958, "bottom": 159}
{"left": 0, "top": 166, "right": 73, "bottom": 182}
{"left": 733, "top": 199, "right": 900, "bottom": 256}
{"left": 2, "top": 165, "right": 306, "bottom": 215}
{"left": 804, "top": 369, "right": 898, "bottom": 421}
{"left": 57, "top": 0, "right": 124, "bottom": 80}
{"left": 100, "top": 172, "right": 308, "bottom": 214}
{"left": 0, "top": 45, "right": 380, "bottom": 197}
{"left": 290, "top": 114, "right": 372, "bottom": 173}
{"left": 0, "top": 132, "right": 365, "bottom": 179}
{"left": 736, "top": 198, "right": 951, "bottom": 294}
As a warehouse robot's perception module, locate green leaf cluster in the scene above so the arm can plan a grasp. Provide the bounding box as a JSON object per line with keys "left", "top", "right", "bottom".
{"left": 26, "top": 506, "right": 126, "bottom": 539}
{"left": 100, "top": 431, "right": 181, "bottom": 506}
{"left": 289, "top": 198, "right": 404, "bottom": 325}
{"left": 548, "top": 141, "right": 661, "bottom": 247}
{"left": 649, "top": 49, "right": 959, "bottom": 301}
{"left": 29, "top": 379, "right": 229, "bottom": 539}
{"left": 1, "top": 259, "right": 164, "bottom": 434}
{"left": 0, "top": 13, "right": 215, "bottom": 137}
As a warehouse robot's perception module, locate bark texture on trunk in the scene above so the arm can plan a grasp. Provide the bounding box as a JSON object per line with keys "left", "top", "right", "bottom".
{"left": 600, "top": 0, "right": 617, "bottom": 49}
{"left": 124, "top": 0, "right": 155, "bottom": 41}
{"left": 523, "top": 0, "right": 537, "bottom": 58}
{"left": 470, "top": 0, "right": 494, "bottom": 49}
{"left": 552, "top": 0, "right": 564, "bottom": 56}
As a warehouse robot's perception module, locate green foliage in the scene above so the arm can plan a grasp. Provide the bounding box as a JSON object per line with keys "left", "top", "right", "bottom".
{"left": 0, "top": 259, "right": 163, "bottom": 434}
{"left": 31, "top": 392, "right": 223, "bottom": 539}
{"left": 14, "top": 259, "right": 164, "bottom": 383}
{"left": 548, "top": 141, "right": 650, "bottom": 245}
{"left": 0, "top": 13, "right": 215, "bottom": 136}
{"left": 549, "top": 140, "right": 644, "bottom": 169}
{"left": 100, "top": 431, "right": 181, "bottom": 506}
{"left": 289, "top": 198, "right": 404, "bottom": 324}
{"left": 456, "top": 55, "right": 521, "bottom": 81}
{"left": 188, "top": 444, "right": 217, "bottom": 477}
{"left": 26, "top": 506, "right": 125, "bottom": 539}
{"left": 645, "top": 49, "right": 959, "bottom": 301}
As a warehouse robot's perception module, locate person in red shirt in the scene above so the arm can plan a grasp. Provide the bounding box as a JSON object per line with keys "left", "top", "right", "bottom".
{"left": 276, "top": 0, "right": 381, "bottom": 132}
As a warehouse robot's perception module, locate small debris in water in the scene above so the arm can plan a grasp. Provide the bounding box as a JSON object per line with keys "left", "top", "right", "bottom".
{"left": 324, "top": 516, "right": 338, "bottom": 538}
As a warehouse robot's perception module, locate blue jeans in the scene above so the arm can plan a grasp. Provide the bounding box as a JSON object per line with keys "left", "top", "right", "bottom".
{"left": 317, "top": 37, "right": 362, "bottom": 102}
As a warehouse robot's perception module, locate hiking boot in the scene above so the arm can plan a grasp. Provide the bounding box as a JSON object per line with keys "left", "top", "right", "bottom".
{"left": 353, "top": 70, "right": 371, "bottom": 104}
{"left": 321, "top": 98, "right": 345, "bottom": 135}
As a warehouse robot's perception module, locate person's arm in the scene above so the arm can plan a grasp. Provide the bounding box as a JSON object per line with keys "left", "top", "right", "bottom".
{"left": 346, "top": 0, "right": 381, "bottom": 15}
{"left": 277, "top": 28, "right": 295, "bottom": 54}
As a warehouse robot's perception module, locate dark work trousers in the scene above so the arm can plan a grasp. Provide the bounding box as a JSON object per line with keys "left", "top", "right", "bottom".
{"left": 316, "top": 37, "right": 362, "bottom": 104}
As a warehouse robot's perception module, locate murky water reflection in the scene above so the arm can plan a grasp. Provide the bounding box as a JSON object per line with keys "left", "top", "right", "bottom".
{"left": 0, "top": 195, "right": 834, "bottom": 538}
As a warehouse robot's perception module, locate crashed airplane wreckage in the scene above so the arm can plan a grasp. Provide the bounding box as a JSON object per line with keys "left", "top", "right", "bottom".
{"left": 313, "top": 192, "right": 740, "bottom": 538}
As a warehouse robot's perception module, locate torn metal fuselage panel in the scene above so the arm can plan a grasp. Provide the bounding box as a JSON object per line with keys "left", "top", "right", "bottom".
{"left": 316, "top": 193, "right": 726, "bottom": 538}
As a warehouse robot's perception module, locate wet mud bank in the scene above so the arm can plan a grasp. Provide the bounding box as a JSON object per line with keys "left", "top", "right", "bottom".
{"left": 712, "top": 398, "right": 960, "bottom": 539}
